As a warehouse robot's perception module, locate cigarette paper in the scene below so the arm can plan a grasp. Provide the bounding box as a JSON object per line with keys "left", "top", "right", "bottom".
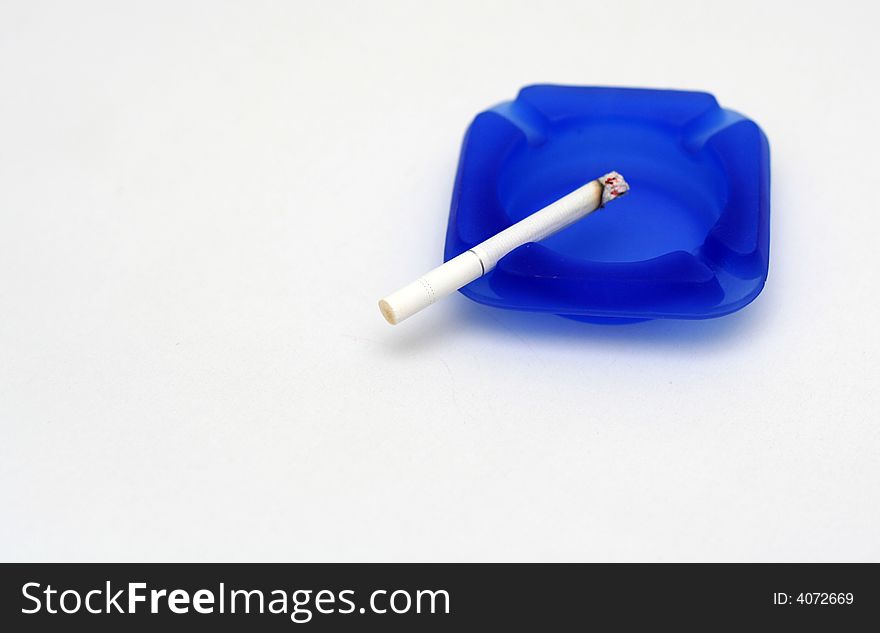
{"left": 379, "top": 172, "right": 629, "bottom": 325}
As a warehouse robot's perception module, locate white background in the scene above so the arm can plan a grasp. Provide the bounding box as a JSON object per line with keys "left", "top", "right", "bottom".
{"left": 2, "top": 1, "right": 878, "bottom": 562}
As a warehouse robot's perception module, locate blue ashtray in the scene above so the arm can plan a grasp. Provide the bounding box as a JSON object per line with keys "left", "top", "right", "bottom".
{"left": 444, "top": 85, "right": 770, "bottom": 322}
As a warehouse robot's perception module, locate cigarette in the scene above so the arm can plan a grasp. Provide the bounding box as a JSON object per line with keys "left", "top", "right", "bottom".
{"left": 379, "top": 171, "right": 629, "bottom": 325}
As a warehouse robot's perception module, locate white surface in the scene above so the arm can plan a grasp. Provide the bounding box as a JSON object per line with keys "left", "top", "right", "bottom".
{"left": 1, "top": 0, "right": 878, "bottom": 562}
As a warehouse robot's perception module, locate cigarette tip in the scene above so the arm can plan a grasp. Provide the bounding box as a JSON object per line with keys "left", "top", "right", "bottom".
{"left": 378, "top": 299, "right": 399, "bottom": 325}
{"left": 600, "top": 171, "right": 630, "bottom": 206}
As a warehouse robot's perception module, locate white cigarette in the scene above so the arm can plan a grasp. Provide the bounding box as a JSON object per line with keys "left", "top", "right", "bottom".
{"left": 379, "top": 171, "right": 629, "bottom": 325}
